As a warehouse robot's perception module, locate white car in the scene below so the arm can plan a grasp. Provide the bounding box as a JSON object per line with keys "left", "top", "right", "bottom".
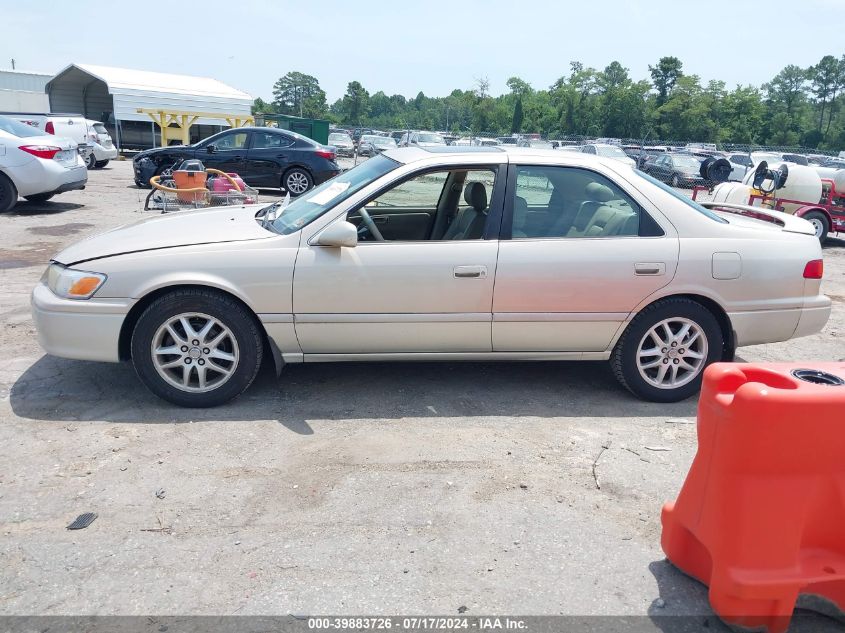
{"left": 0, "top": 115, "right": 87, "bottom": 211}
{"left": 400, "top": 131, "right": 446, "bottom": 148}
{"left": 85, "top": 119, "right": 118, "bottom": 169}
{"left": 31, "top": 147, "right": 829, "bottom": 407}
{"left": 5, "top": 112, "right": 94, "bottom": 167}
{"left": 580, "top": 143, "right": 637, "bottom": 168}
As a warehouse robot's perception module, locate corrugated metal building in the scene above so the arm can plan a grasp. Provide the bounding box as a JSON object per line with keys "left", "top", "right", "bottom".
{"left": 47, "top": 63, "right": 253, "bottom": 150}
{"left": 0, "top": 69, "right": 52, "bottom": 112}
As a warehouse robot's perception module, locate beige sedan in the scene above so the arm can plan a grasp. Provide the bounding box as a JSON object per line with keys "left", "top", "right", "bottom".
{"left": 32, "top": 147, "right": 830, "bottom": 407}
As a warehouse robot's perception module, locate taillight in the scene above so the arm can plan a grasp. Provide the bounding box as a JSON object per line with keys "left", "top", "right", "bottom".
{"left": 19, "top": 145, "right": 62, "bottom": 160}
{"left": 803, "top": 259, "right": 824, "bottom": 279}
{"left": 315, "top": 149, "right": 336, "bottom": 160}
{"left": 45, "top": 121, "right": 55, "bottom": 135}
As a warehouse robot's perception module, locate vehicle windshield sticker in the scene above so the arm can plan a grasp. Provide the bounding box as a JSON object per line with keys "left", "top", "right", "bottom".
{"left": 308, "top": 181, "right": 351, "bottom": 205}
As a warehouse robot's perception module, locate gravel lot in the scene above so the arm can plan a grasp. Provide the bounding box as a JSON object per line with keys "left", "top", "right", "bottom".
{"left": 1, "top": 160, "right": 843, "bottom": 629}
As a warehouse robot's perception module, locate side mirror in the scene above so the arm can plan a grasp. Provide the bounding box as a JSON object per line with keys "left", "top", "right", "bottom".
{"left": 316, "top": 221, "right": 358, "bottom": 248}
{"left": 206, "top": 144, "right": 216, "bottom": 154}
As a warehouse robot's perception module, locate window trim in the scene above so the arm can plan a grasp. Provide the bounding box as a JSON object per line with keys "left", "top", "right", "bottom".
{"left": 345, "top": 163, "right": 506, "bottom": 244}
{"left": 500, "top": 164, "right": 664, "bottom": 241}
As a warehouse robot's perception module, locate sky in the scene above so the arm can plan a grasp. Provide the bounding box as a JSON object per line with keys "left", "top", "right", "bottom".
{"left": 3, "top": 0, "right": 843, "bottom": 103}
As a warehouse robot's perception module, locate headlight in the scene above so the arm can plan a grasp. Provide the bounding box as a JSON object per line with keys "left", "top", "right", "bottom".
{"left": 45, "top": 263, "right": 107, "bottom": 300}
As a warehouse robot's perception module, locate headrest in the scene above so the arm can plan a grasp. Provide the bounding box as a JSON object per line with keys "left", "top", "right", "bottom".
{"left": 464, "top": 182, "right": 487, "bottom": 211}
{"left": 585, "top": 182, "right": 614, "bottom": 202}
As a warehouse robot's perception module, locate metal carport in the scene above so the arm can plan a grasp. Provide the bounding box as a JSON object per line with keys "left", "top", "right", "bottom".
{"left": 46, "top": 63, "right": 252, "bottom": 150}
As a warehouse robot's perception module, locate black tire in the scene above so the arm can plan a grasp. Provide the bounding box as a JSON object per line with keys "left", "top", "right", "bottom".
{"left": 24, "top": 193, "right": 54, "bottom": 203}
{"left": 86, "top": 152, "right": 97, "bottom": 169}
{"left": 95, "top": 160, "right": 109, "bottom": 169}
{"left": 283, "top": 167, "right": 313, "bottom": 196}
{"left": 0, "top": 172, "right": 18, "bottom": 212}
{"left": 803, "top": 211, "right": 829, "bottom": 243}
{"left": 130, "top": 289, "right": 264, "bottom": 407}
{"left": 611, "top": 298, "right": 723, "bottom": 403}
{"left": 671, "top": 174, "right": 680, "bottom": 188}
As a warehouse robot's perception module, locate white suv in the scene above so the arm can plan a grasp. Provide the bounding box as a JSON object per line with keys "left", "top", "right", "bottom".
{"left": 85, "top": 119, "right": 118, "bottom": 169}
{"left": 0, "top": 115, "right": 87, "bottom": 211}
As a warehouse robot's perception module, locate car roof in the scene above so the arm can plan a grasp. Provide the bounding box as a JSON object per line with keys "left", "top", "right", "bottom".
{"left": 381, "top": 145, "right": 630, "bottom": 169}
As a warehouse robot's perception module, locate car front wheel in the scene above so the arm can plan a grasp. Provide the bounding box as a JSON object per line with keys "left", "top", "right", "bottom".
{"left": 283, "top": 168, "right": 313, "bottom": 196}
{"left": 611, "top": 298, "right": 723, "bottom": 403}
{"left": 131, "top": 289, "right": 264, "bottom": 407}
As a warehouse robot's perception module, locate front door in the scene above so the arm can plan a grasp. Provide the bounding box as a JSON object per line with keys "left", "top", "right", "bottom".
{"left": 201, "top": 130, "right": 250, "bottom": 178}
{"left": 492, "top": 164, "right": 679, "bottom": 352}
{"left": 293, "top": 165, "right": 504, "bottom": 354}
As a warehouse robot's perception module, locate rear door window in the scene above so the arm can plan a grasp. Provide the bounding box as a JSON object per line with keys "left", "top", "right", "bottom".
{"left": 508, "top": 166, "right": 653, "bottom": 239}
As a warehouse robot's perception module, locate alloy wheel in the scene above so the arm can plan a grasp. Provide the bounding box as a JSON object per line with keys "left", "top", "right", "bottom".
{"left": 150, "top": 312, "right": 239, "bottom": 393}
{"left": 636, "top": 318, "right": 708, "bottom": 389}
{"left": 286, "top": 171, "right": 309, "bottom": 195}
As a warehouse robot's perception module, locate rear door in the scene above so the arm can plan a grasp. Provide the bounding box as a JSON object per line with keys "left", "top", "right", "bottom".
{"left": 492, "top": 164, "right": 679, "bottom": 352}
{"left": 247, "top": 130, "right": 296, "bottom": 187}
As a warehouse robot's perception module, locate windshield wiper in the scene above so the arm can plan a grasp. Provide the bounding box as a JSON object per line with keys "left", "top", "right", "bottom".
{"left": 260, "top": 192, "right": 291, "bottom": 230}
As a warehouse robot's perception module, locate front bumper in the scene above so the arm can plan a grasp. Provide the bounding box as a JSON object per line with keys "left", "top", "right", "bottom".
{"left": 31, "top": 283, "right": 133, "bottom": 363}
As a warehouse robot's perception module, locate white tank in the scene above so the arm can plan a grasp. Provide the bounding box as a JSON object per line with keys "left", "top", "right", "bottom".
{"left": 742, "top": 162, "right": 823, "bottom": 214}
{"left": 711, "top": 182, "right": 753, "bottom": 205}
{"left": 814, "top": 167, "right": 845, "bottom": 193}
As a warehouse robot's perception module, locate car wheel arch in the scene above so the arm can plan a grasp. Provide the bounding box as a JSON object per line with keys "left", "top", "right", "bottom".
{"left": 118, "top": 283, "right": 269, "bottom": 364}
{"left": 614, "top": 293, "right": 735, "bottom": 361}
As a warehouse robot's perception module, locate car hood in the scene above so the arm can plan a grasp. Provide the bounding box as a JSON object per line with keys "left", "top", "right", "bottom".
{"left": 53, "top": 204, "right": 274, "bottom": 265}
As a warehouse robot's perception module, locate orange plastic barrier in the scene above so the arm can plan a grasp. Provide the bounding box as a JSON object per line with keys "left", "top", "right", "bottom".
{"left": 662, "top": 362, "right": 845, "bottom": 633}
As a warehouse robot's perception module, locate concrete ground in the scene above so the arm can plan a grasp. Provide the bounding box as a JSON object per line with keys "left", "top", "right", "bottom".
{"left": 1, "top": 161, "right": 843, "bottom": 630}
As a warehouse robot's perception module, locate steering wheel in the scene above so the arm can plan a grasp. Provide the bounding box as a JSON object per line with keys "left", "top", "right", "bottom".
{"left": 358, "top": 207, "right": 385, "bottom": 241}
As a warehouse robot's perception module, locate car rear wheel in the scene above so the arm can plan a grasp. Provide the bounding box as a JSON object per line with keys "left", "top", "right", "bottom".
{"left": 611, "top": 298, "right": 723, "bottom": 403}
{"left": 283, "top": 168, "right": 313, "bottom": 196}
{"left": 804, "top": 211, "right": 829, "bottom": 242}
{"left": 0, "top": 173, "right": 18, "bottom": 212}
{"left": 86, "top": 153, "right": 97, "bottom": 169}
{"left": 95, "top": 160, "right": 109, "bottom": 169}
{"left": 131, "top": 289, "right": 264, "bottom": 407}
{"left": 24, "top": 193, "right": 54, "bottom": 203}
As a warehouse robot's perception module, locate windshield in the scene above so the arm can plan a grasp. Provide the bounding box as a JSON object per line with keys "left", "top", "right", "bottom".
{"left": 0, "top": 115, "right": 46, "bottom": 138}
{"left": 375, "top": 137, "right": 396, "bottom": 146}
{"left": 418, "top": 133, "right": 444, "bottom": 144}
{"left": 329, "top": 133, "right": 351, "bottom": 143}
{"left": 637, "top": 170, "right": 727, "bottom": 223}
{"left": 596, "top": 146, "right": 627, "bottom": 159}
{"left": 93, "top": 123, "right": 109, "bottom": 135}
{"left": 271, "top": 154, "right": 399, "bottom": 235}
{"left": 674, "top": 155, "right": 701, "bottom": 170}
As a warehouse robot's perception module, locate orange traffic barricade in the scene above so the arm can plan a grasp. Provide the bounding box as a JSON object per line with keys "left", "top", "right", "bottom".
{"left": 662, "top": 362, "right": 845, "bottom": 633}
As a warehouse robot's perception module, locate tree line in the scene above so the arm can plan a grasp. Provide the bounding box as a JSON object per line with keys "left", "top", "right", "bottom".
{"left": 252, "top": 55, "right": 845, "bottom": 151}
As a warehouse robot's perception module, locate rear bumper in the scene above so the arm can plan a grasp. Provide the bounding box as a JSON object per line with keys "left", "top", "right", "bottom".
{"left": 92, "top": 144, "right": 119, "bottom": 161}
{"left": 730, "top": 296, "right": 831, "bottom": 347}
{"left": 10, "top": 158, "right": 87, "bottom": 197}
{"left": 794, "top": 296, "right": 833, "bottom": 339}
{"left": 313, "top": 166, "right": 341, "bottom": 185}
{"left": 49, "top": 177, "right": 87, "bottom": 194}
{"left": 31, "top": 283, "right": 132, "bottom": 363}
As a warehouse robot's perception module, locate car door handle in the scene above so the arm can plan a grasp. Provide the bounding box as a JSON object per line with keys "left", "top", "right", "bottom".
{"left": 454, "top": 265, "right": 487, "bottom": 279}
{"left": 634, "top": 262, "right": 665, "bottom": 276}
